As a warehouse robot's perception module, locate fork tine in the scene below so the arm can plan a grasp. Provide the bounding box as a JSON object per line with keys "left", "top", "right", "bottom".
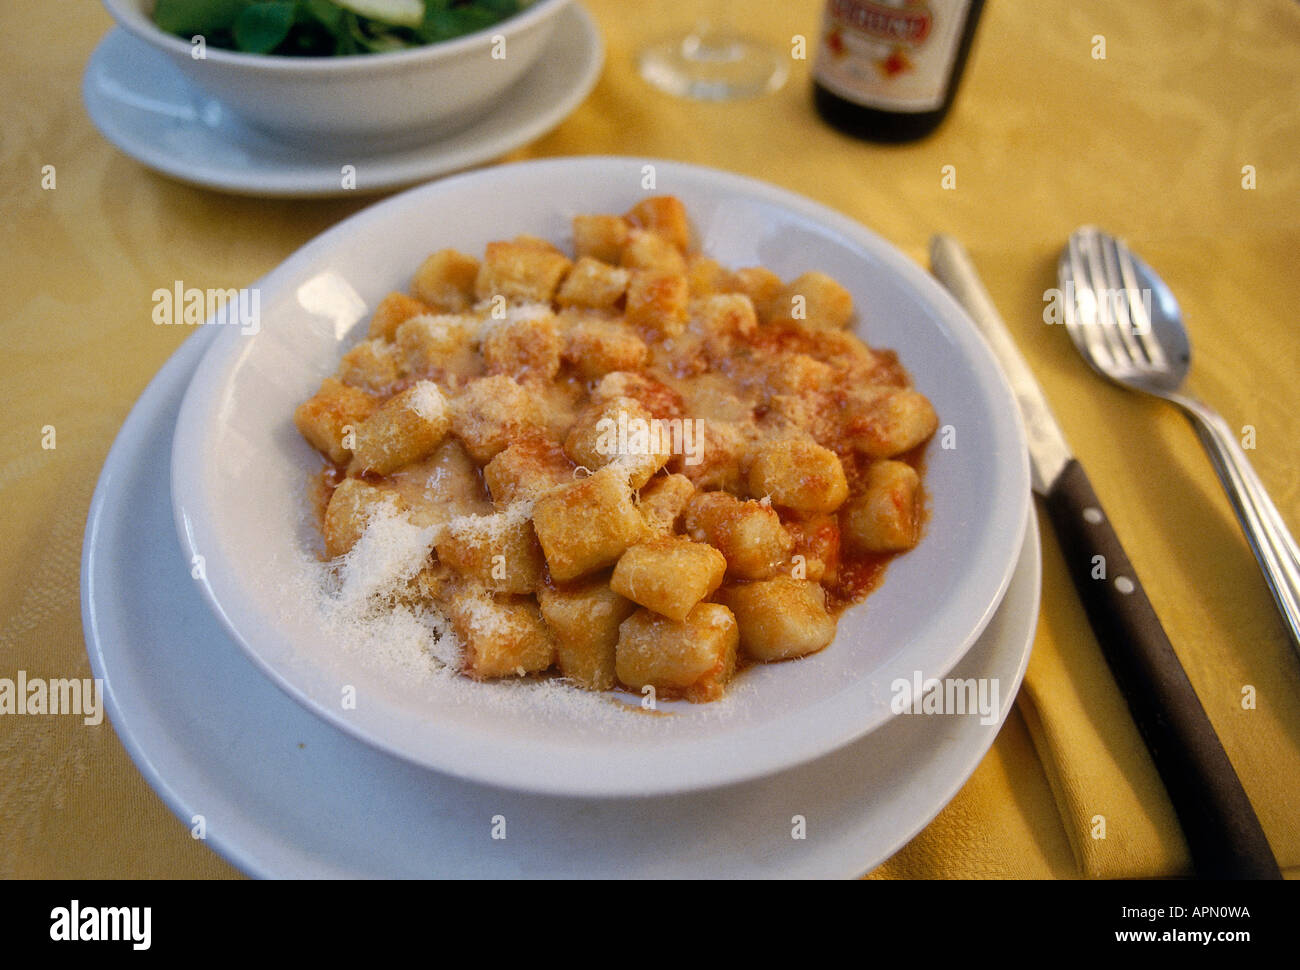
{"left": 1100, "top": 234, "right": 1148, "bottom": 367}
{"left": 1066, "top": 232, "right": 1115, "bottom": 372}
{"left": 1081, "top": 229, "right": 1133, "bottom": 372}
{"left": 1115, "top": 237, "right": 1169, "bottom": 369}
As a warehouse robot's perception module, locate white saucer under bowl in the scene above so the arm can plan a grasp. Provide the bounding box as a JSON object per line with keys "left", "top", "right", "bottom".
{"left": 81, "top": 325, "right": 1041, "bottom": 877}
{"left": 81, "top": 4, "right": 603, "bottom": 197}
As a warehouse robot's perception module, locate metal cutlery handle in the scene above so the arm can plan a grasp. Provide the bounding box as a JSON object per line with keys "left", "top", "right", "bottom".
{"left": 1171, "top": 393, "right": 1300, "bottom": 655}
{"left": 1045, "top": 459, "right": 1282, "bottom": 879}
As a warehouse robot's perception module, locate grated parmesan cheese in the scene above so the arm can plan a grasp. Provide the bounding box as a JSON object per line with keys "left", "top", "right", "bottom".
{"left": 298, "top": 500, "right": 738, "bottom": 727}
{"left": 474, "top": 301, "right": 553, "bottom": 342}
{"left": 404, "top": 380, "right": 449, "bottom": 423}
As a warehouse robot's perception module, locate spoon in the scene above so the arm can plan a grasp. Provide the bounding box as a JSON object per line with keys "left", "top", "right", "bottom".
{"left": 1059, "top": 227, "right": 1300, "bottom": 656}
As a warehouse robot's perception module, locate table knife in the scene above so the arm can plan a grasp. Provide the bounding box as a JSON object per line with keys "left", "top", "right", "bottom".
{"left": 929, "top": 234, "right": 1280, "bottom": 880}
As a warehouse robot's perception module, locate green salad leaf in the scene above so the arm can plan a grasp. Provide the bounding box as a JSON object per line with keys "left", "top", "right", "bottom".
{"left": 154, "top": 0, "right": 249, "bottom": 36}
{"left": 333, "top": 0, "right": 424, "bottom": 28}
{"left": 233, "top": 2, "right": 297, "bottom": 53}
{"left": 302, "top": 0, "right": 344, "bottom": 30}
{"left": 151, "top": 0, "right": 527, "bottom": 56}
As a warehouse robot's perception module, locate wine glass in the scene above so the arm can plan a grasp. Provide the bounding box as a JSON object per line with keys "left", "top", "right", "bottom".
{"left": 637, "top": 0, "right": 789, "bottom": 100}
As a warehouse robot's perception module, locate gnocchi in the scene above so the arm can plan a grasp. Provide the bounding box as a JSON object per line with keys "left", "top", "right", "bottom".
{"left": 296, "top": 198, "right": 935, "bottom": 702}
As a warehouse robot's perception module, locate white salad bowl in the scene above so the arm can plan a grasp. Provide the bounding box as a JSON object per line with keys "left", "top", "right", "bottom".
{"left": 100, "top": 0, "right": 574, "bottom": 148}
{"left": 171, "top": 157, "right": 1030, "bottom": 798}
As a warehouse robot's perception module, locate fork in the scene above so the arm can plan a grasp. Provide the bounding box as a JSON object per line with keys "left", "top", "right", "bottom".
{"left": 1059, "top": 227, "right": 1300, "bottom": 656}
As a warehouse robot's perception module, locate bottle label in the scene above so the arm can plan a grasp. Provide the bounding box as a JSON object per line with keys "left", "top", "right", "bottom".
{"left": 814, "top": 0, "right": 972, "bottom": 113}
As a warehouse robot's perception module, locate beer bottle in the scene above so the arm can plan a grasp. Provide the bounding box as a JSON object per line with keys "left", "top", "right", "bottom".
{"left": 812, "top": 0, "right": 985, "bottom": 142}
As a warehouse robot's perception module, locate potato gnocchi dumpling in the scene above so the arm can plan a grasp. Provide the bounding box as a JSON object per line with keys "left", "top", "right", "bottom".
{"left": 296, "top": 198, "right": 936, "bottom": 703}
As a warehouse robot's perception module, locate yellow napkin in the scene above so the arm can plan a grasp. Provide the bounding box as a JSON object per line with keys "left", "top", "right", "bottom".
{"left": 1018, "top": 508, "right": 1192, "bottom": 878}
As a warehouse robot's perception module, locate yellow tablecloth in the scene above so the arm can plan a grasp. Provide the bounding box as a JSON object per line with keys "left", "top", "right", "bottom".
{"left": 1, "top": 0, "right": 1297, "bottom": 879}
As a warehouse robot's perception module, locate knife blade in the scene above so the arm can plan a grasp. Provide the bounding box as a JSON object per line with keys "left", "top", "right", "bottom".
{"left": 930, "top": 239, "right": 1070, "bottom": 496}
{"left": 929, "top": 234, "right": 1280, "bottom": 880}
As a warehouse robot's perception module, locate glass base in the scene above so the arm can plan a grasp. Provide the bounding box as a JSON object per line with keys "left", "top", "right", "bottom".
{"left": 638, "top": 32, "right": 789, "bottom": 101}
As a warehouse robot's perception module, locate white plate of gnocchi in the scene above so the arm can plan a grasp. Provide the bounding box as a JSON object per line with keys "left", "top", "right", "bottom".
{"left": 171, "top": 157, "right": 1030, "bottom": 797}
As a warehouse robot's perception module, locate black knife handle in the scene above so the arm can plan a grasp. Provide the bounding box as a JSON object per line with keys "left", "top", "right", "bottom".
{"left": 1045, "top": 459, "right": 1281, "bottom": 879}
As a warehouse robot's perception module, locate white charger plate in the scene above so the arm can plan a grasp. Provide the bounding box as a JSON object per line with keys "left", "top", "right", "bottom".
{"left": 170, "top": 158, "right": 1031, "bottom": 797}
{"left": 81, "top": 4, "right": 603, "bottom": 197}
{"left": 82, "top": 323, "right": 1041, "bottom": 877}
